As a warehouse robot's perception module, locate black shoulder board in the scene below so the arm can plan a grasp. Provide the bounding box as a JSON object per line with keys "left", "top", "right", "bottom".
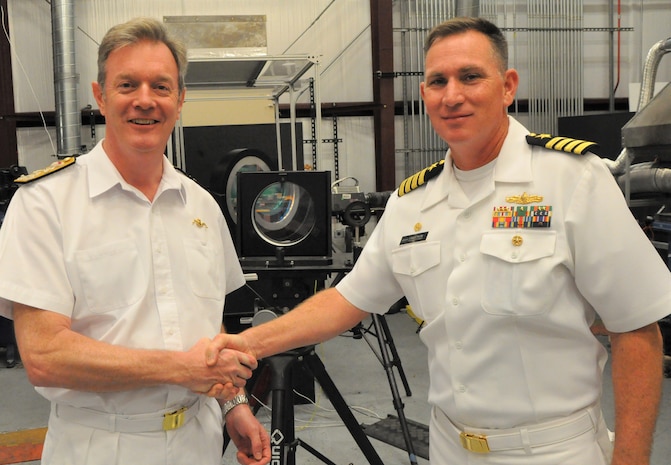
{"left": 398, "top": 159, "right": 445, "bottom": 197}
{"left": 14, "top": 157, "right": 76, "bottom": 184}
{"left": 526, "top": 133, "right": 599, "bottom": 155}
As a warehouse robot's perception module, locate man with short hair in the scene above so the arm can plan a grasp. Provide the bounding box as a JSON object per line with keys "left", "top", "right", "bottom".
{"left": 0, "top": 17, "right": 270, "bottom": 465}
{"left": 216, "top": 17, "right": 669, "bottom": 465}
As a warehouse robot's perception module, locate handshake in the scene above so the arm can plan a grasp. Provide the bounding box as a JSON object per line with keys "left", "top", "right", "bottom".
{"left": 186, "top": 332, "right": 258, "bottom": 400}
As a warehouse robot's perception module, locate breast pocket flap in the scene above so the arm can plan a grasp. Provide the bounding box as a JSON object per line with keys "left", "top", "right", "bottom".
{"left": 391, "top": 241, "right": 441, "bottom": 277}
{"left": 480, "top": 231, "right": 556, "bottom": 264}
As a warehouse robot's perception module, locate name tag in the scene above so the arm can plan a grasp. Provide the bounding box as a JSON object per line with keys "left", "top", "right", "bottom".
{"left": 400, "top": 232, "right": 428, "bottom": 245}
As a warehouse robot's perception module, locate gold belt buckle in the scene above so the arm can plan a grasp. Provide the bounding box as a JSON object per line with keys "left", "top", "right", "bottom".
{"left": 459, "top": 432, "right": 490, "bottom": 453}
{"left": 162, "top": 407, "right": 188, "bottom": 431}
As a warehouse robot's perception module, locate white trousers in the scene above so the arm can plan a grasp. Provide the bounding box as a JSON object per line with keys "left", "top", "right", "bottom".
{"left": 41, "top": 398, "right": 224, "bottom": 465}
{"left": 429, "top": 406, "right": 614, "bottom": 465}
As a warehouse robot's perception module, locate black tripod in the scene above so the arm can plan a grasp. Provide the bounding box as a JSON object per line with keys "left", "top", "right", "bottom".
{"left": 333, "top": 223, "right": 419, "bottom": 465}
{"left": 236, "top": 345, "right": 385, "bottom": 465}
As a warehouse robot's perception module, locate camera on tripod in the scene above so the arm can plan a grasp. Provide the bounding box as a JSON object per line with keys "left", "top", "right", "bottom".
{"left": 331, "top": 177, "right": 392, "bottom": 254}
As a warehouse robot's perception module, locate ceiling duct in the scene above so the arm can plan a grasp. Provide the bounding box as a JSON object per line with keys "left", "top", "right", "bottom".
{"left": 622, "top": 37, "right": 671, "bottom": 151}
{"left": 603, "top": 37, "right": 671, "bottom": 176}
{"left": 50, "top": 0, "right": 81, "bottom": 158}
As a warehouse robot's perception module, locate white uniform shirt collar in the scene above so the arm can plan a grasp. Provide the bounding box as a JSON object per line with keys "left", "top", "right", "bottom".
{"left": 420, "top": 116, "right": 532, "bottom": 211}
{"left": 86, "top": 140, "right": 187, "bottom": 203}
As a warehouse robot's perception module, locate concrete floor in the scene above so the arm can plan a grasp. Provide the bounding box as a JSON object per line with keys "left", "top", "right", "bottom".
{"left": 1, "top": 311, "right": 670, "bottom": 464}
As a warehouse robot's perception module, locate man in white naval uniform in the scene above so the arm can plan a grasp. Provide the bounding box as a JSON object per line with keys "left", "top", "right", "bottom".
{"left": 0, "top": 18, "right": 270, "bottom": 465}
{"left": 214, "top": 16, "right": 670, "bottom": 465}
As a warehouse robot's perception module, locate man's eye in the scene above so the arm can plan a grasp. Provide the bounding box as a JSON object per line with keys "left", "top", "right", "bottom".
{"left": 155, "top": 84, "right": 173, "bottom": 95}
{"left": 463, "top": 74, "right": 480, "bottom": 82}
{"left": 428, "top": 78, "right": 446, "bottom": 87}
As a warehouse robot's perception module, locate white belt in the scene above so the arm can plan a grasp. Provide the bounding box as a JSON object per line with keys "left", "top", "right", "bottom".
{"left": 52, "top": 397, "right": 203, "bottom": 433}
{"left": 443, "top": 405, "right": 599, "bottom": 454}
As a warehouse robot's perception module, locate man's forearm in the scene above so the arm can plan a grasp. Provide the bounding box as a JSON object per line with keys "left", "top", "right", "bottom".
{"left": 14, "top": 303, "right": 253, "bottom": 394}
{"left": 242, "top": 287, "right": 368, "bottom": 360}
{"left": 609, "top": 323, "right": 663, "bottom": 465}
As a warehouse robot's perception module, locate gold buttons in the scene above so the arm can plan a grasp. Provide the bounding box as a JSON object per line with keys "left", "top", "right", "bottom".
{"left": 512, "top": 235, "right": 523, "bottom": 246}
{"left": 414, "top": 223, "right": 422, "bottom": 232}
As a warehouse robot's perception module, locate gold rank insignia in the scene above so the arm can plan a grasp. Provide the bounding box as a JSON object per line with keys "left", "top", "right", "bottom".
{"left": 192, "top": 218, "right": 208, "bottom": 228}
{"left": 526, "top": 133, "right": 599, "bottom": 155}
{"left": 14, "top": 157, "right": 76, "bottom": 184}
{"left": 505, "top": 192, "right": 543, "bottom": 204}
{"left": 398, "top": 159, "right": 446, "bottom": 197}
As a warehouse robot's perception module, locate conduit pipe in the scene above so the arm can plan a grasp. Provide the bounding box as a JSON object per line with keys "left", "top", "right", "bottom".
{"left": 51, "top": 0, "right": 81, "bottom": 158}
{"left": 604, "top": 36, "right": 671, "bottom": 175}
{"left": 616, "top": 162, "right": 671, "bottom": 194}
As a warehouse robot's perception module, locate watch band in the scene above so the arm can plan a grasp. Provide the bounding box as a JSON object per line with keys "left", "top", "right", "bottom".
{"left": 222, "top": 393, "right": 249, "bottom": 417}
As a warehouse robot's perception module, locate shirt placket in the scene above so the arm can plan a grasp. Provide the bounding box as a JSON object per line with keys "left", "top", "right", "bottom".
{"left": 150, "top": 202, "right": 183, "bottom": 351}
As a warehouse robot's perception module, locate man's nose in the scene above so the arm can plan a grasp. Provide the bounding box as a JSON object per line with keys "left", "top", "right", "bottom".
{"left": 442, "top": 80, "right": 465, "bottom": 106}
{"left": 133, "top": 84, "right": 156, "bottom": 109}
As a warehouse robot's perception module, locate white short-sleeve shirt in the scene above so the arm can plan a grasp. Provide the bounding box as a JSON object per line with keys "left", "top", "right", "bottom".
{"left": 336, "top": 116, "right": 671, "bottom": 428}
{"left": 0, "top": 141, "right": 244, "bottom": 414}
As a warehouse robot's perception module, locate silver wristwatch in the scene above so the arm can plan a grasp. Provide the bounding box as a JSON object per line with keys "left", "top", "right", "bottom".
{"left": 222, "top": 393, "right": 249, "bottom": 417}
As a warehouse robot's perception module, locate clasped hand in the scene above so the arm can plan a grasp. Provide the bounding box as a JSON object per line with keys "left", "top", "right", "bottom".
{"left": 186, "top": 336, "right": 257, "bottom": 399}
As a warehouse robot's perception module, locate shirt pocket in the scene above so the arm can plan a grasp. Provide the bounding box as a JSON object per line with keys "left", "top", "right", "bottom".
{"left": 184, "top": 238, "right": 223, "bottom": 300}
{"left": 480, "top": 230, "right": 559, "bottom": 316}
{"left": 391, "top": 241, "right": 441, "bottom": 321}
{"left": 75, "top": 240, "right": 146, "bottom": 313}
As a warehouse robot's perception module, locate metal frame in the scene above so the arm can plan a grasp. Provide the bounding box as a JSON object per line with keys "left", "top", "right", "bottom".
{"left": 170, "top": 54, "right": 321, "bottom": 172}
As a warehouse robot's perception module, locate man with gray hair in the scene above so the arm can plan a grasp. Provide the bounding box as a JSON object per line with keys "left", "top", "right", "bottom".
{"left": 0, "top": 17, "right": 269, "bottom": 465}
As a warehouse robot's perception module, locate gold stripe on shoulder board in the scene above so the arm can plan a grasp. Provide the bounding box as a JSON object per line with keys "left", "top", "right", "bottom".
{"left": 526, "top": 133, "right": 599, "bottom": 155}
{"left": 14, "top": 157, "right": 77, "bottom": 184}
{"left": 398, "top": 159, "right": 445, "bottom": 197}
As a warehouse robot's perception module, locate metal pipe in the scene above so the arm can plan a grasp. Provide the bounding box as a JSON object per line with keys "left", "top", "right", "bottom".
{"left": 616, "top": 163, "right": 671, "bottom": 194}
{"left": 603, "top": 36, "right": 671, "bottom": 175}
{"left": 51, "top": 0, "right": 81, "bottom": 158}
{"left": 608, "top": 0, "right": 615, "bottom": 112}
{"left": 637, "top": 37, "right": 671, "bottom": 110}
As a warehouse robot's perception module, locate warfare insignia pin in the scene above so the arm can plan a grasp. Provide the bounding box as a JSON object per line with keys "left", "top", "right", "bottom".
{"left": 505, "top": 192, "right": 543, "bottom": 204}
{"left": 192, "top": 218, "right": 208, "bottom": 228}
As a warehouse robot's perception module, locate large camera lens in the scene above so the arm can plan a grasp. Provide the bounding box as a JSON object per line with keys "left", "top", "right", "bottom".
{"left": 251, "top": 181, "right": 316, "bottom": 246}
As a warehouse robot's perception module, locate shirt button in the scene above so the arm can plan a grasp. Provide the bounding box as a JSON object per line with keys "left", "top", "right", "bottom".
{"left": 458, "top": 385, "right": 467, "bottom": 393}
{"left": 511, "top": 251, "right": 519, "bottom": 259}
{"left": 459, "top": 253, "right": 466, "bottom": 262}
{"left": 462, "top": 211, "right": 471, "bottom": 220}
{"left": 451, "top": 297, "right": 460, "bottom": 306}
{"left": 455, "top": 341, "right": 463, "bottom": 350}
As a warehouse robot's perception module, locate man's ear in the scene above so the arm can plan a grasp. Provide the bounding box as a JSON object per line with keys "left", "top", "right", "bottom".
{"left": 502, "top": 68, "right": 519, "bottom": 107}
{"left": 91, "top": 81, "right": 106, "bottom": 115}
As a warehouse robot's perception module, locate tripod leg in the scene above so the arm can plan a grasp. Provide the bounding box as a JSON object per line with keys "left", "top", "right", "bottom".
{"left": 372, "top": 314, "right": 419, "bottom": 465}
{"left": 267, "top": 354, "right": 299, "bottom": 465}
{"left": 303, "top": 349, "right": 385, "bottom": 465}
{"left": 376, "top": 314, "right": 412, "bottom": 397}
